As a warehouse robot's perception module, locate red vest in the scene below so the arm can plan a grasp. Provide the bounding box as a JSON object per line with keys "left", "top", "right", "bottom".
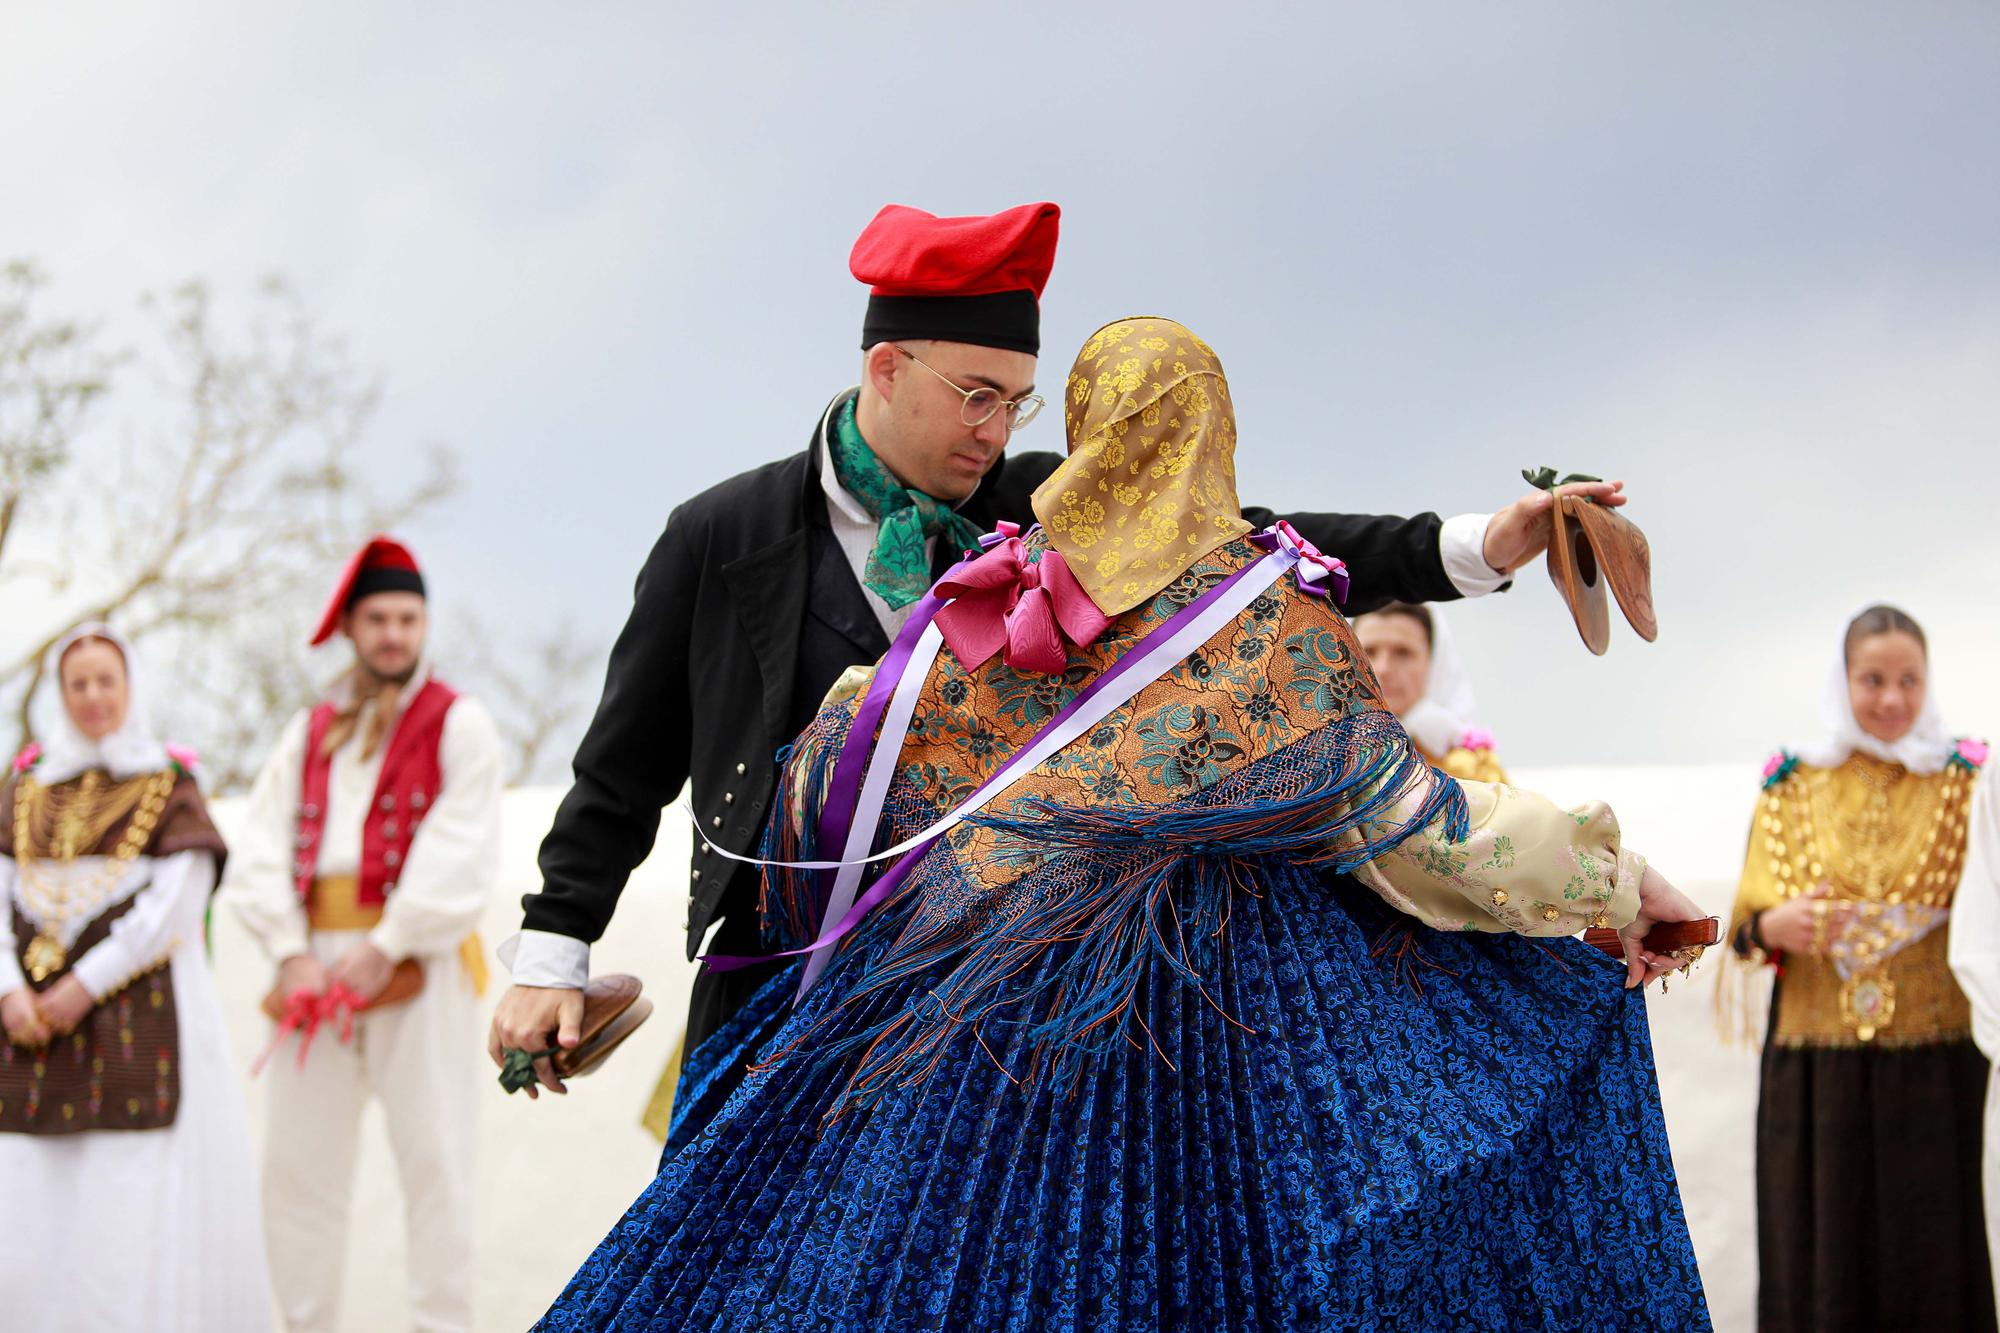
{"left": 293, "top": 678, "right": 459, "bottom": 907}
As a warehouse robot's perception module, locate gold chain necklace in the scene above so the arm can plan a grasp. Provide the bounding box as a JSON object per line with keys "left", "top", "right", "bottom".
{"left": 13, "top": 769, "right": 175, "bottom": 983}
{"left": 1805, "top": 760, "right": 1939, "bottom": 900}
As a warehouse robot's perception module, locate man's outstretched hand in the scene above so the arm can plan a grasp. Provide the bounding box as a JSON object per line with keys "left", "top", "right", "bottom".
{"left": 1481, "top": 479, "right": 1627, "bottom": 575}
{"left": 489, "top": 983, "right": 586, "bottom": 1099}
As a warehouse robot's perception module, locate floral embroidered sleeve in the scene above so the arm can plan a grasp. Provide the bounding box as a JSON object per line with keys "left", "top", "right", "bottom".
{"left": 1350, "top": 773, "right": 1645, "bottom": 937}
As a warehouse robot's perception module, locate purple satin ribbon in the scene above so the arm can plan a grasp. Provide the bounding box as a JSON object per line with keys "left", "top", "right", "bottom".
{"left": 808, "top": 558, "right": 970, "bottom": 916}
{"left": 703, "top": 547, "right": 1281, "bottom": 975}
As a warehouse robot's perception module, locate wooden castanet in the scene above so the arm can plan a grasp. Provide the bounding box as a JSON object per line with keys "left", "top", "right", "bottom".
{"left": 1538, "top": 474, "right": 1658, "bottom": 656}
{"left": 1581, "top": 916, "right": 1721, "bottom": 960}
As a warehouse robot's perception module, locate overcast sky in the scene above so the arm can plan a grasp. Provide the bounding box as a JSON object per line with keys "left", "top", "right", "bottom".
{"left": 5, "top": 1, "right": 1997, "bottom": 770}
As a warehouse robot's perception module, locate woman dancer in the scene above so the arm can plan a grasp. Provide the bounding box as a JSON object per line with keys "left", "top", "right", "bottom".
{"left": 1354, "top": 601, "right": 1507, "bottom": 782}
{"left": 0, "top": 624, "right": 271, "bottom": 1329}
{"left": 1726, "top": 604, "right": 1992, "bottom": 1332}
{"left": 540, "top": 318, "right": 1710, "bottom": 1331}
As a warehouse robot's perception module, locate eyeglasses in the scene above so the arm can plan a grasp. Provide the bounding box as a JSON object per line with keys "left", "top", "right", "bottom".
{"left": 893, "top": 345, "right": 1045, "bottom": 431}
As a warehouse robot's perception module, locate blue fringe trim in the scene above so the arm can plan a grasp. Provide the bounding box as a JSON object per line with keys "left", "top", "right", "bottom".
{"left": 772, "top": 710, "right": 1469, "bottom": 1112}
{"left": 756, "top": 705, "right": 854, "bottom": 951}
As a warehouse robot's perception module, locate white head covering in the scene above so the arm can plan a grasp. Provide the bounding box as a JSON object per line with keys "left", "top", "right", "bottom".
{"left": 1397, "top": 608, "right": 1484, "bottom": 758}
{"left": 30, "top": 622, "right": 169, "bottom": 785}
{"left": 1796, "top": 603, "right": 1953, "bottom": 775}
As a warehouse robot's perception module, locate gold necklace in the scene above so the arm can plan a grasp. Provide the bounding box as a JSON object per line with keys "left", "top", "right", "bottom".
{"left": 13, "top": 769, "right": 174, "bottom": 983}
{"left": 1803, "top": 760, "right": 1942, "bottom": 901}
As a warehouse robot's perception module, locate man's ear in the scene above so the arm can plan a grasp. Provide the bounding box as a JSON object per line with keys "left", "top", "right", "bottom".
{"left": 863, "top": 342, "right": 901, "bottom": 403}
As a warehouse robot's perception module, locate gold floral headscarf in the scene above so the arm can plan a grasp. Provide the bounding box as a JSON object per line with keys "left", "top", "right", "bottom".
{"left": 1032, "top": 316, "right": 1252, "bottom": 615}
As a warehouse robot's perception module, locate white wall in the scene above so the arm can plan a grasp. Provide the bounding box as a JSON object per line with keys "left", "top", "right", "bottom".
{"left": 206, "top": 767, "right": 1767, "bottom": 1331}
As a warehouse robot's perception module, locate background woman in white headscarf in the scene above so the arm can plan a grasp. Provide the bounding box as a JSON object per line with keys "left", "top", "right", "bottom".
{"left": 0, "top": 623, "right": 272, "bottom": 1331}
{"left": 1725, "top": 603, "right": 1992, "bottom": 1332}
{"left": 1353, "top": 601, "right": 1508, "bottom": 783}
{"left": 1950, "top": 707, "right": 2000, "bottom": 1314}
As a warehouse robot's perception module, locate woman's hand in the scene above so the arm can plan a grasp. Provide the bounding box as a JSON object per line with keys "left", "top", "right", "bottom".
{"left": 1, "top": 987, "right": 51, "bottom": 1048}
{"left": 1620, "top": 864, "right": 1706, "bottom": 990}
{"left": 35, "top": 975, "right": 95, "bottom": 1037}
{"left": 1755, "top": 883, "right": 1851, "bottom": 957}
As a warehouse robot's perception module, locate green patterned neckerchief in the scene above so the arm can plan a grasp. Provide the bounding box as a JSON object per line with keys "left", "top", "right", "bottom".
{"left": 828, "top": 397, "right": 986, "bottom": 610}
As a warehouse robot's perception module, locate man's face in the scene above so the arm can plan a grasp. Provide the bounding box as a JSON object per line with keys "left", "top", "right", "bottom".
{"left": 866, "top": 340, "right": 1039, "bottom": 502}
{"left": 343, "top": 591, "right": 427, "bottom": 682}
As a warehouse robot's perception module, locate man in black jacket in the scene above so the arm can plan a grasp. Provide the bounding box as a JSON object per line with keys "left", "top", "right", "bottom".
{"left": 489, "top": 201, "right": 1626, "bottom": 1103}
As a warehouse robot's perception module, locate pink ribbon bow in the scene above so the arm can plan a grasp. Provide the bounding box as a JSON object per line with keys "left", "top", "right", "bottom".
{"left": 1252, "top": 520, "right": 1350, "bottom": 602}
{"left": 934, "top": 523, "right": 1112, "bottom": 674}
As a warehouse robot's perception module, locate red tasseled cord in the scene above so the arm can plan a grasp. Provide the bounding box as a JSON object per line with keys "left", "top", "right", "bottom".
{"left": 250, "top": 982, "right": 371, "bottom": 1075}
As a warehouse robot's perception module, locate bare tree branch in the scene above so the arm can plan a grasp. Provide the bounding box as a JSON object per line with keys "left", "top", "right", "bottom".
{"left": 1, "top": 263, "right": 594, "bottom": 790}
{"left": 0, "top": 261, "right": 118, "bottom": 571}
{"left": 0, "top": 268, "right": 457, "bottom": 781}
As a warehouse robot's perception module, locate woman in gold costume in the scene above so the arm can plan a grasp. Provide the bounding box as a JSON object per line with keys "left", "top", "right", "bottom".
{"left": 0, "top": 624, "right": 271, "bottom": 1329}
{"left": 1353, "top": 602, "right": 1507, "bottom": 783}
{"left": 1727, "top": 603, "right": 1993, "bottom": 1332}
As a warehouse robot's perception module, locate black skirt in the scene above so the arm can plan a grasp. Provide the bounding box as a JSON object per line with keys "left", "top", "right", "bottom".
{"left": 1756, "top": 1017, "right": 1995, "bottom": 1332}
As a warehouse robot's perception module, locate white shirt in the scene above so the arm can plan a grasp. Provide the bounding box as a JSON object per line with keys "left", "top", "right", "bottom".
{"left": 819, "top": 426, "right": 934, "bottom": 640}
{"left": 221, "top": 670, "right": 504, "bottom": 964}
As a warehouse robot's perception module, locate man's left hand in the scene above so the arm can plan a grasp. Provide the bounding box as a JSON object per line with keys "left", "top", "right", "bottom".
{"left": 328, "top": 941, "right": 397, "bottom": 1004}
{"left": 1481, "top": 479, "right": 1627, "bottom": 575}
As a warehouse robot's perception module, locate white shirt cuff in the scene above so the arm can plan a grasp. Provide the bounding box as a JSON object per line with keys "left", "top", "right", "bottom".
{"left": 0, "top": 949, "right": 26, "bottom": 998}
{"left": 1439, "top": 512, "right": 1508, "bottom": 597}
{"left": 70, "top": 947, "right": 131, "bottom": 1002}
{"left": 499, "top": 929, "right": 590, "bottom": 989}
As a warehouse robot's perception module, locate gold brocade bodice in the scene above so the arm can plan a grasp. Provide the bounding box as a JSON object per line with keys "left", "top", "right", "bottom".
{"left": 6, "top": 768, "right": 177, "bottom": 984}
{"left": 1420, "top": 744, "right": 1509, "bottom": 787}
{"left": 1732, "top": 755, "right": 1979, "bottom": 1047}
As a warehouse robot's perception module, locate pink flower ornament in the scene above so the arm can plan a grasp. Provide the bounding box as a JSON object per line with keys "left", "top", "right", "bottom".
{"left": 12, "top": 742, "right": 42, "bottom": 775}
{"left": 1460, "top": 727, "right": 1496, "bottom": 753}
{"left": 1761, "top": 750, "right": 1801, "bottom": 790}
{"left": 1956, "top": 738, "right": 1989, "bottom": 770}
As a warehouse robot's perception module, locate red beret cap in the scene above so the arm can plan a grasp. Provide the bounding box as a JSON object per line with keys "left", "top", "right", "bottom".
{"left": 310, "top": 535, "right": 426, "bottom": 647}
{"left": 850, "top": 202, "right": 1060, "bottom": 300}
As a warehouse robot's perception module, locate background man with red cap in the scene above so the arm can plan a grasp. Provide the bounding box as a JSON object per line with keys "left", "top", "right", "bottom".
{"left": 491, "top": 201, "right": 1627, "bottom": 1130}
{"left": 222, "top": 535, "right": 503, "bottom": 1333}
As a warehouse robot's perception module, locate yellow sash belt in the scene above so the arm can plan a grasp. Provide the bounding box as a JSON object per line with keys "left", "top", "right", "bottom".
{"left": 307, "top": 876, "right": 489, "bottom": 996}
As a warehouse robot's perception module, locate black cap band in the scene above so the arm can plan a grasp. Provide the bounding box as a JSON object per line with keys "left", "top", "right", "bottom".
{"left": 861, "top": 290, "right": 1040, "bottom": 356}
{"left": 348, "top": 567, "right": 426, "bottom": 606}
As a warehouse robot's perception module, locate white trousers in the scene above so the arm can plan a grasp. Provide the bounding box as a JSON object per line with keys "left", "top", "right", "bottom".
{"left": 262, "top": 931, "right": 478, "bottom": 1333}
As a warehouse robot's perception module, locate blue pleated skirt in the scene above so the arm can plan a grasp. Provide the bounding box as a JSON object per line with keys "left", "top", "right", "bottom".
{"left": 535, "top": 869, "right": 1710, "bottom": 1332}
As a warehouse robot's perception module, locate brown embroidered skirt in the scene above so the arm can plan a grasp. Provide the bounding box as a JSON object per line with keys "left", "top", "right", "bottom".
{"left": 1755, "top": 993, "right": 1995, "bottom": 1331}
{"left": 0, "top": 900, "right": 180, "bottom": 1134}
